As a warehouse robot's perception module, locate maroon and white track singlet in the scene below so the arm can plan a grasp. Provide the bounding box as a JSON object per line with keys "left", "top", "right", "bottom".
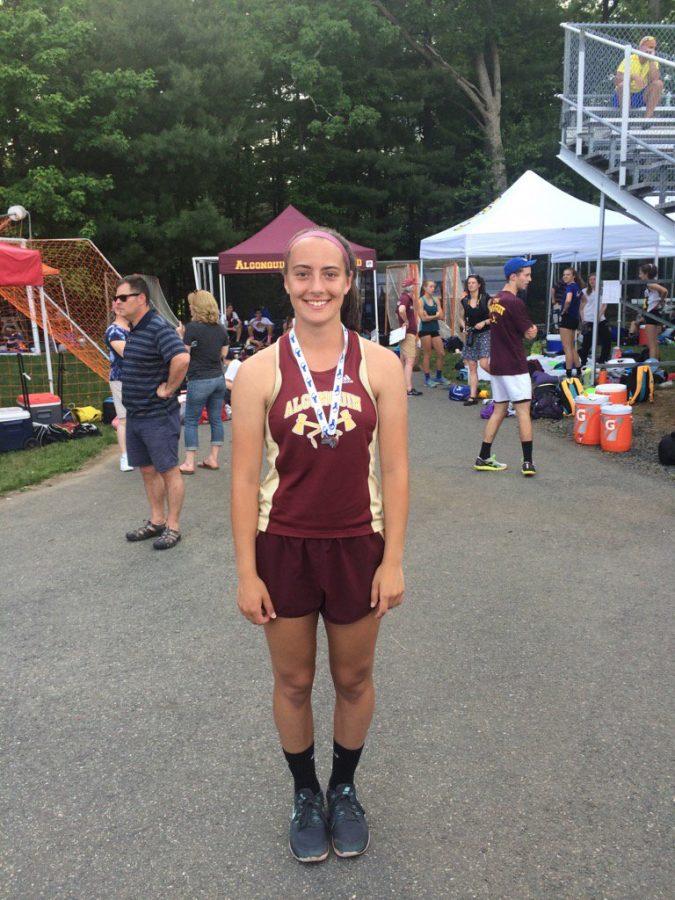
{"left": 258, "top": 331, "right": 384, "bottom": 538}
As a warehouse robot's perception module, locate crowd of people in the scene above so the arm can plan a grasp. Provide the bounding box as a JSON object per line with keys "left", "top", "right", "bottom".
{"left": 550, "top": 262, "right": 669, "bottom": 375}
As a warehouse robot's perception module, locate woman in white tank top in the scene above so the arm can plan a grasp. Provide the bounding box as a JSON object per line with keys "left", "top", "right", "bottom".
{"left": 638, "top": 263, "right": 668, "bottom": 361}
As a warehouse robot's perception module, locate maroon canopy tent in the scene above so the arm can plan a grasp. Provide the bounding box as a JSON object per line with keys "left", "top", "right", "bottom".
{"left": 218, "top": 205, "right": 377, "bottom": 275}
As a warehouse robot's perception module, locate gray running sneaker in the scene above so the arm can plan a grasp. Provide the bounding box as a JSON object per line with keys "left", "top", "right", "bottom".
{"left": 289, "top": 789, "right": 329, "bottom": 863}
{"left": 327, "top": 783, "right": 370, "bottom": 858}
{"left": 473, "top": 454, "right": 507, "bottom": 472}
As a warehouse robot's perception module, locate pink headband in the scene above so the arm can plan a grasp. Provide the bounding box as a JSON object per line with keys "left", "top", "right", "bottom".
{"left": 287, "top": 230, "right": 352, "bottom": 270}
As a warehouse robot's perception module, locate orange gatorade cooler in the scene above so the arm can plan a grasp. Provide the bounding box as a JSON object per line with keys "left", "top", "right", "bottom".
{"left": 596, "top": 383, "right": 627, "bottom": 405}
{"left": 574, "top": 396, "right": 605, "bottom": 445}
{"left": 638, "top": 324, "right": 649, "bottom": 346}
{"left": 600, "top": 404, "right": 632, "bottom": 453}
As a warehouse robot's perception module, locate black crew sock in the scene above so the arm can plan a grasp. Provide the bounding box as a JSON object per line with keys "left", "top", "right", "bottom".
{"left": 284, "top": 743, "right": 321, "bottom": 795}
{"left": 329, "top": 740, "right": 363, "bottom": 790}
{"left": 479, "top": 441, "right": 492, "bottom": 460}
{"left": 566, "top": 368, "right": 572, "bottom": 379}
{"left": 522, "top": 440, "right": 533, "bottom": 463}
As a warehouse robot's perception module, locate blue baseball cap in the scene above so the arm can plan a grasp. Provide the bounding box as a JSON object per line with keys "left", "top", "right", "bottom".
{"left": 504, "top": 257, "right": 537, "bottom": 278}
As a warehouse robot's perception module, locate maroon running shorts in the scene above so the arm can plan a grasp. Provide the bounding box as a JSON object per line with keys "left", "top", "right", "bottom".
{"left": 255, "top": 532, "right": 385, "bottom": 625}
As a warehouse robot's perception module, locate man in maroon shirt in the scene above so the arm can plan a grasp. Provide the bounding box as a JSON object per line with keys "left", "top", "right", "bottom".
{"left": 397, "top": 278, "right": 422, "bottom": 396}
{"left": 474, "top": 257, "right": 539, "bottom": 476}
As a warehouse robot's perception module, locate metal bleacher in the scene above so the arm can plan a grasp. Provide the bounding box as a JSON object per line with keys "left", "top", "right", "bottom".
{"left": 558, "top": 22, "right": 675, "bottom": 245}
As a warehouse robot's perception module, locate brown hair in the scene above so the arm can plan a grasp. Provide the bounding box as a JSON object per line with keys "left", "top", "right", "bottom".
{"left": 639, "top": 263, "right": 658, "bottom": 279}
{"left": 187, "top": 290, "right": 219, "bottom": 324}
{"left": 563, "top": 267, "right": 585, "bottom": 290}
{"left": 284, "top": 227, "right": 362, "bottom": 331}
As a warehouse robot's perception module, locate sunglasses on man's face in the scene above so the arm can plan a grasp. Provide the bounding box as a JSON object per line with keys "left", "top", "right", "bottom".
{"left": 114, "top": 292, "right": 141, "bottom": 302}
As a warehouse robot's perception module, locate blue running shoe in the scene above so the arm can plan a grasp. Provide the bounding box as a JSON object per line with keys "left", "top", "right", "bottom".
{"left": 327, "top": 783, "right": 370, "bottom": 858}
{"left": 434, "top": 374, "right": 450, "bottom": 386}
{"left": 289, "top": 789, "right": 329, "bottom": 863}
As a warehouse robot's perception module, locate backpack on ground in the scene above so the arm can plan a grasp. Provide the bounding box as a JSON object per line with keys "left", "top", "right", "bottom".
{"left": 531, "top": 383, "right": 564, "bottom": 420}
{"left": 657, "top": 432, "right": 675, "bottom": 466}
{"left": 480, "top": 400, "right": 495, "bottom": 419}
{"left": 32, "top": 422, "right": 72, "bottom": 446}
{"left": 71, "top": 405, "right": 102, "bottom": 423}
{"left": 448, "top": 384, "right": 471, "bottom": 401}
{"left": 559, "top": 377, "right": 583, "bottom": 416}
{"left": 624, "top": 364, "right": 654, "bottom": 405}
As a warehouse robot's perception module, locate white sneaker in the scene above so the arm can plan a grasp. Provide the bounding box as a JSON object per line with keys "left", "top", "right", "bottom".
{"left": 507, "top": 402, "right": 516, "bottom": 417}
{"left": 120, "top": 454, "right": 134, "bottom": 472}
{"left": 225, "top": 403, "right": 232, "bottom": 418}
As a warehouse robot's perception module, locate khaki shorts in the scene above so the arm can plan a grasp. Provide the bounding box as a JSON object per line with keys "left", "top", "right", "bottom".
{"left": 399, "top": 332, "right": 418, "bottom": 359}
{"left": 110, "top": 380, "right": 126, "bottom": 419}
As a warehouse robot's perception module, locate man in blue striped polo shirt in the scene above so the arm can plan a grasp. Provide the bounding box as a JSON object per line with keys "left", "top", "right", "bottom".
{"left": 117, "top": 275, "right": 190, "bottom": 550}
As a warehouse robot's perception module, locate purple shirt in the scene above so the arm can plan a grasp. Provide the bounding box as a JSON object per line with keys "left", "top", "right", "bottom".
{"left": 488, "top": 290, "right": 534, "bottom": 376}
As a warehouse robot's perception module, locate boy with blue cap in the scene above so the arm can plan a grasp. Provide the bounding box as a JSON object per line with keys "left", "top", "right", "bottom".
{"left": 474, "top": 258, "right": 539, "bottom": 476}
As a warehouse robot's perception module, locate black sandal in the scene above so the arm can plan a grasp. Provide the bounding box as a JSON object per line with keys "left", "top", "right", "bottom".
{"left": 463, "top": 397, "right": 478, "bottom": 406}
{"left": 126, "top": 520, "right": 166, "bottom": 542}
{"left": 153, "top": 528, "right": 182, "bottom": 550}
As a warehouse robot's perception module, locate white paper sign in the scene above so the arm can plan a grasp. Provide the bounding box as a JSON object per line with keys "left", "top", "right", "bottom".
{"left": 389, "top": 325, "right": 406, "bottom": 345}
{"left": 601, "top": 280, "right": 621, "bottom": 305}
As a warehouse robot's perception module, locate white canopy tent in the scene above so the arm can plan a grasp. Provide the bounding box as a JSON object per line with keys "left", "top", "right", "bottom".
{"left": 551, "top": 212, "right": 675, "bottom": 262}
{"left": 419, "top": 170, "right": 657, "bottom": 266}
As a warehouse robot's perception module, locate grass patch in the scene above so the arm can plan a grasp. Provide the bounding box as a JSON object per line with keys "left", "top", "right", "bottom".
{"left": 0, "top": 425, "right": 117, "bottom": 496}
{"left": 0, "top": 353, "right": 109, "bottom": 409}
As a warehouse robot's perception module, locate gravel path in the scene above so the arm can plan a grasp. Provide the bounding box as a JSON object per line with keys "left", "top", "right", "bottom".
{"left": 3, "top": 384, "right": 673, "bottom": 898}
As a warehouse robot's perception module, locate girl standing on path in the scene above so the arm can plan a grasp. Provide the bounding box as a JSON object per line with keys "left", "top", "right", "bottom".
{"left": 417, "top": 279, "right": 449, "bottom": 389}
{"left": 559, "top": 267, "right": 584, "bottom": 378}
{"left": 459, "top": 274, "right": 491, "bottom": 406}
{"left": 104, "top": 300, "right": 134, "bottom": 471}
{"left": 638, "top": 263, "right": 667, "bottom": 361}
{"left": 231, "top": 228, "right": 408, "bottom": 864}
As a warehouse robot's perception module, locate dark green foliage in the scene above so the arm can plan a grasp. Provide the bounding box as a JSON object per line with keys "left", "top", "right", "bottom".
{"left": 0, "top": 0, "right": 670, "bottom": 309}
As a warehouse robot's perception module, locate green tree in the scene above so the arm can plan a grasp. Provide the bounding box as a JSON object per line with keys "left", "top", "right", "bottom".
{"left": 0, "top": 0, "right": 154, "bottom": 236}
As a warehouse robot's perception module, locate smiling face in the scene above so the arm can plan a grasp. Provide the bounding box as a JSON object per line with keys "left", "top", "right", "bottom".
{"left": 562, "top": 269, "right": 574, "bottom": 284}
{"left": 284, "top": 237, "right": 352, "bottom": 326}
{"left": 466, "top": 276, "right": 480, "bottom": 294}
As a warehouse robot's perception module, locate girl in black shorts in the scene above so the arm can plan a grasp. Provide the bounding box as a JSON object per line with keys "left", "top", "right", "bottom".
{"left": 231, "top": 227, "right": 408, "bottom": 864}
{"left": 559, "top": 267, "right": 584, "bottom": 378}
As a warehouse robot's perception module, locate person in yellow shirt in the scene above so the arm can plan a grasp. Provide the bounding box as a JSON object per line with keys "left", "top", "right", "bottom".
{"left": 613, "top": 36, "right": 663, "bottom": 118}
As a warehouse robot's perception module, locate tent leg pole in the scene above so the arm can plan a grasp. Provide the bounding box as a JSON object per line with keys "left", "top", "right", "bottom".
{"left": 464, "top": 255, "right": 470, "bottom": 280}
{"left": 39, "top": 287, "right": 54, "bottom": 393}
{"left": 545, "top": 257, "right": 554, "bottom": 337}
{"left": 591, "top": 192, "right": 606, "bottom": 383}
{"left": 617, "top": 259, "right": 624, "bottom": 354}
{"left": 220, "top": 274, "right": 227, "bottom": 319}
{"left": 26, "top": 286, "right": 41, "bottom": 354}
{"left": 373, "top": 270, "right": 379, "bottom": 341}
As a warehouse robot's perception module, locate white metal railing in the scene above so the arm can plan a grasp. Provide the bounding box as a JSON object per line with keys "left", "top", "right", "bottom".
{"left": 560, "top": 22, "right": 675, "bottom": 196}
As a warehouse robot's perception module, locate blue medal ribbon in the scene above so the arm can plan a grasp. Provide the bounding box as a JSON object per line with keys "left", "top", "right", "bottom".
{"left": 288, "top": 325, "right": 348, "bottom": 446}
